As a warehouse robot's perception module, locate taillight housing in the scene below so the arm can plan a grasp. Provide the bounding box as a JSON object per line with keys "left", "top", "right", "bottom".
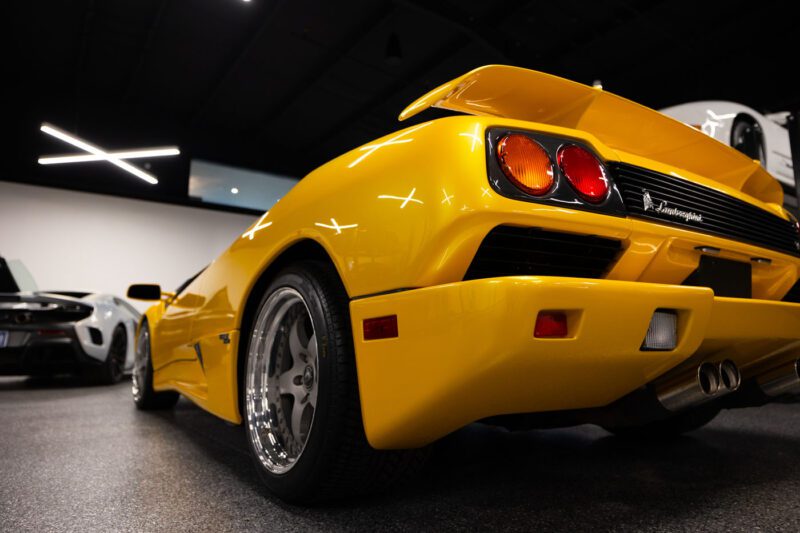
{"left": 486, "top": 128, "right": 626, "bottom": 216}
{"left": 496, "top": 134, "right": 554, "bottom": 196}
{"left": 557, "top": 144, "right": 609, "bottom": 203}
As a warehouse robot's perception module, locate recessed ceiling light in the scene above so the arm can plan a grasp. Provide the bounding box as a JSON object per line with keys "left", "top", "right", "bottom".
{"left": 38, "top": 123, "right": 181, "bottom": 185}
{"left": 231, "top": 187, "right": 239, "bottom": 194}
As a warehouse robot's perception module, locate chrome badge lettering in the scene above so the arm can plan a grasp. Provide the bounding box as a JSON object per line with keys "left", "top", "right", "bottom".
{"left": 642, "top": 189, "right": 703, "bottom": 223}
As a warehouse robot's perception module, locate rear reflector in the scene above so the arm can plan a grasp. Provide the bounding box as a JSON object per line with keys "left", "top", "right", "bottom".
{"left": 534, "top": 311, "right": 568, "bottom": 338}
{"left": 641, "top": 309, "right": 677, "bottom": 351}
{"left": 363, "top": 315, "right": 398, "bottom": 340}
{"left": 38, "top": 329, "right": 66, "bottom": 337}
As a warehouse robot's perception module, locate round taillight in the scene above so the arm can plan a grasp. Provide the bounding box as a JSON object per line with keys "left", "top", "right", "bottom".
{"left": 496, "top": 134, "right": 554, "bottom": 196}
{"left": 557, "top": 144, "right": 609, "bottom": 203}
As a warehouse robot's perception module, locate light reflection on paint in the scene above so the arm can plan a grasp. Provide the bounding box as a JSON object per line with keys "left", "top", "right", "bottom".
{"left": 378, "top": 187, "right": 423, "bottom": 208}
{"left": 242, "top": 212, "right": 272, "bottom": 240}
{"left": 348, "top": 122, "right": 432, "bottom": 168}
{"left": 315, "top": 218, "right": 358, "bottom": 234}
{"left": 441, "top": 188, "right": 454, "bottom": 205}
{"left": 459, "top": 123, "right": 483, "bottom": 152}
{"left": 700, "top": 109, "right": 736, "bottom": 138}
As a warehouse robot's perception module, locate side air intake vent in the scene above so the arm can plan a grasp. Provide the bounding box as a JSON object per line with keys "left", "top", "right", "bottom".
{"left": 464, "top": 226, "right": 622, "bottom": 281}
{"left": 783, "top": 279, "right": 800, "bottom": 303}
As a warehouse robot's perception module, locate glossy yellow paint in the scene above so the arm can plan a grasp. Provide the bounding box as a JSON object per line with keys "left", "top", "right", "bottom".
{"left": 350, "top": 278, "right": 800, "bottom": 448}
{"left": 400, "top": 65, "right": 782, "bottom": 205}
{"left": 136, "top": 66, "right": 800, "bottom": 442}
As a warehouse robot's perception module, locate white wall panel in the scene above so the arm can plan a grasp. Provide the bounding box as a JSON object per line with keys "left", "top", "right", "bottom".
{"left": 0, "top": 182, "right": 256, "bottom": 310}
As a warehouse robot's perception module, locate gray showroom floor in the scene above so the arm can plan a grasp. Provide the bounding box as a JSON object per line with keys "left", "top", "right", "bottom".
{"left": 2, "top": 378, "right": 800, "bottom": 533}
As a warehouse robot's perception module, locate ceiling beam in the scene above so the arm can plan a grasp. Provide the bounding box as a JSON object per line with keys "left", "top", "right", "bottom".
{"left": 250, "top": 3, "right": 396, "bottom": 143}
{"left": 311, "top": 35, "right": 472, "bottom": 150}
{"left": 72, "top": 0, "right": 95, "bottom": 133}
{"left": 124, "top": 0, "right": 169, "bottom": 102}
{"left": 189, "top": 0, "right": 288, "bottom": 127}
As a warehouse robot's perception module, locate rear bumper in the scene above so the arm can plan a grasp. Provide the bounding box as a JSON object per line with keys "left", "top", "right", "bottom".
{"left": 350, "top": 277, "right": 800, "bottom": 449}
{"left": 0, "top": 327, "right": 98, "bottom": 376}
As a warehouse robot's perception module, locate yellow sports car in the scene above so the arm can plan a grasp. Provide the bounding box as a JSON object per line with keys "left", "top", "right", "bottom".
{"left": 128, "top": 65, "right": 800, "bottom": 502}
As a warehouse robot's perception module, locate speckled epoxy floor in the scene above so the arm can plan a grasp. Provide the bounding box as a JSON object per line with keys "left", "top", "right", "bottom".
{"left": 2, "top": 376, "right": 800, "bottom": 532}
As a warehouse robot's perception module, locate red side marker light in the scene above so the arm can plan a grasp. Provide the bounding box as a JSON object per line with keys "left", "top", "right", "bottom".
{"left": 363, "top": 315, "right": 398, "bottom": 340}
{"left": 38, "top": 329, "right": 66, "bottom": 336}
{"left": 534, "top": 311, "right": 568, "bottom": 338}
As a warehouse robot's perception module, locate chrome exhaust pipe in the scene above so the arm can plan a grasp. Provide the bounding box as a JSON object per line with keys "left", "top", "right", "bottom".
{"left": 717, "top": 359, "right": 741, "bottom": 393}
{"left": 657, "top": 362, "right": 721, "bottom": 412}
{"left": 757, "top": 359, "right": 800, "bottom": 397}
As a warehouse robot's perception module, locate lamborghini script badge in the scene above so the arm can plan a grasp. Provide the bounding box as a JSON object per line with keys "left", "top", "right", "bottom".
{"left": 642, "top": 189, "right": 703, "bottom": 223}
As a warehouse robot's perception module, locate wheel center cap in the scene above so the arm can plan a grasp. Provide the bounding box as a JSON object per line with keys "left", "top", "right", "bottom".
{"left": 302, "top": 365, "right": 314, "bottom": 390}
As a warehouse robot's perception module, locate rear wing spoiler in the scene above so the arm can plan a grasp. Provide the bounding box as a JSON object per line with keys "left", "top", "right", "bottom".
{"left": 400, "top": 65, "right": 782, "bottom": 206}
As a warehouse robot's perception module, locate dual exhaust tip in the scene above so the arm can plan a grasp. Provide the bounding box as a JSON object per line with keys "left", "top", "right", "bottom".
{"left": 658, "top": 358, "right": 800, "bottom": 413}
{"left": 697, "top": 360, "right": 741, "bottom": 398}
{"left": 658, "top": 360, "right": 741, "bottom": 413}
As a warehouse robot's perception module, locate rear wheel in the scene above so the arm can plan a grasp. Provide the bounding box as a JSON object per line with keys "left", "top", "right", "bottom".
{"left": 132, "top": 321, "right": 179, "bottom": 410}
{"left": 84, "top": 325, "right": 127, "bottom": 385}
{"left": 244, "top": 261, "right": 427, "bottom": 503}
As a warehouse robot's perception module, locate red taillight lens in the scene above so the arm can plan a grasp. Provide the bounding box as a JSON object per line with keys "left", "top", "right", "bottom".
{"left": 497, "top": 134, "right": 554, "bottom": 196}
{"left": 363, "top": 315, "right": 398, "bottom": 340}
{"left": 534, "top": 311, "right": 568, "bottom": 338}
{"left": 557, "top": 145, "right": 609, "bottom": 203}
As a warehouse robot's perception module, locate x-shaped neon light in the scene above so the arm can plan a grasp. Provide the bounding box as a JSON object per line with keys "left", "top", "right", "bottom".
{"left": 38, "top": 123, "right": 180, "bottom": 185}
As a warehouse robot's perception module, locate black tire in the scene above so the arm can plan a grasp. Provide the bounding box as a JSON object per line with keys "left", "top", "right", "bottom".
{"left": 132, "top": 320, "right": 179, "bottom": 410}
{"left": 243, "top": 261, "right": 428, "bottom": 503}
{"left": 84, "top": 325, "right": 127, "bottom": 385}
{"left": 606, "top": 404, "right": 721, "bottom": 439}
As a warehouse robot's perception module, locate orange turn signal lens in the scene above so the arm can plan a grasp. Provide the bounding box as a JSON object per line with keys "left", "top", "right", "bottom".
{"left": 496, "top": 134, "right": 554, "bottom": 196}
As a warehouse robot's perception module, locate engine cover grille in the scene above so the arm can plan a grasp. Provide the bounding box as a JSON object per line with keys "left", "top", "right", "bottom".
{"left": 611, "top": 162, "right": 800, "bottom": 256}
{"left": 464, "top": 226, "right": 622, "bottom": 280}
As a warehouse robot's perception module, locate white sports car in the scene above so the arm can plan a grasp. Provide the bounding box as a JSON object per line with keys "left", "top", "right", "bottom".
{"left": 0, "top": 258, "right": 139, "bottom": 383}
{"left": 660, "top": 101, "right": 795, "bottom": 188}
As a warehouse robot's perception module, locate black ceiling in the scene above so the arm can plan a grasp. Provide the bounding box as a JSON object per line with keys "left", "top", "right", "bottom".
{"left": 7, "top": 0, "right": 795, "bottom": 203}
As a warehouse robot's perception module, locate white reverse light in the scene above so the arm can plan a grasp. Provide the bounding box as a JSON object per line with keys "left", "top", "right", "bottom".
{"left": 641, "top": 309, "right": 678, "bottom": 351}
{"left": 231, "top": 187, "right": 239, "bottom": 194}
{"left": 38, "top": 123, "right": 177, "bottom": 185}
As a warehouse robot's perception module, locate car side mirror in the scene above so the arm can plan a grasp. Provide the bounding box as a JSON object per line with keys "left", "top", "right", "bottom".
{"left": 127, "top": 284, "right": 162, "bottom": 301}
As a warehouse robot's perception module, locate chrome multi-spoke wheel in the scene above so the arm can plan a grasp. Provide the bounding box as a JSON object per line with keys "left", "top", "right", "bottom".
{"left": 246, "top": 287, "right": 319, "bottom": 474}
{"left": 132, "top": 321, "right": 179, "bottom": 410}
{"left": 243, "top": 263, "right": 427, "bottom": 502}
{"left": 132, "top": 325, "right": 149, "bottom": 402}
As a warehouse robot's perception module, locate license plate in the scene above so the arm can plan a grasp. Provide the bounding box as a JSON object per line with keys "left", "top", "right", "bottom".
{"left": 0, "top": 330, "right": 8, "bottom": 348}
{"left": 683, "top": 255, "right": 751, "bottom": 298}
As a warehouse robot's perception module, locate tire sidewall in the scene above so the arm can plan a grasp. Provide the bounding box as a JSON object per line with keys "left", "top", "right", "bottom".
{"left": 245, "top": 265, "right": 346, "bottom": 498}
{"left": 106, "top": 325, "right": 127, "bottom": 383}
{"left": 134, "top": 321, "right": 155, "bottom": 406}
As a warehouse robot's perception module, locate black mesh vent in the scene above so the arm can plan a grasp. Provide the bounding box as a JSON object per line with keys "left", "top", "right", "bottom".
{"left": 783, "top": 280, "right": 800, "bottom": 303}
{"left": 464, "top": 226, "right": 622, "bottom": 281}
{"left": 611, "top": 162, "right": 800, "bottom": 256}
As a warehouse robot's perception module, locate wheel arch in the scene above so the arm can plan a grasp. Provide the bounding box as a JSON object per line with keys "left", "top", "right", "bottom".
{"left": 235, "top": 238, "right": 344, "bottom": 419}
{"left": 730, "top": 112, "right": 766, "bottom": 164}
